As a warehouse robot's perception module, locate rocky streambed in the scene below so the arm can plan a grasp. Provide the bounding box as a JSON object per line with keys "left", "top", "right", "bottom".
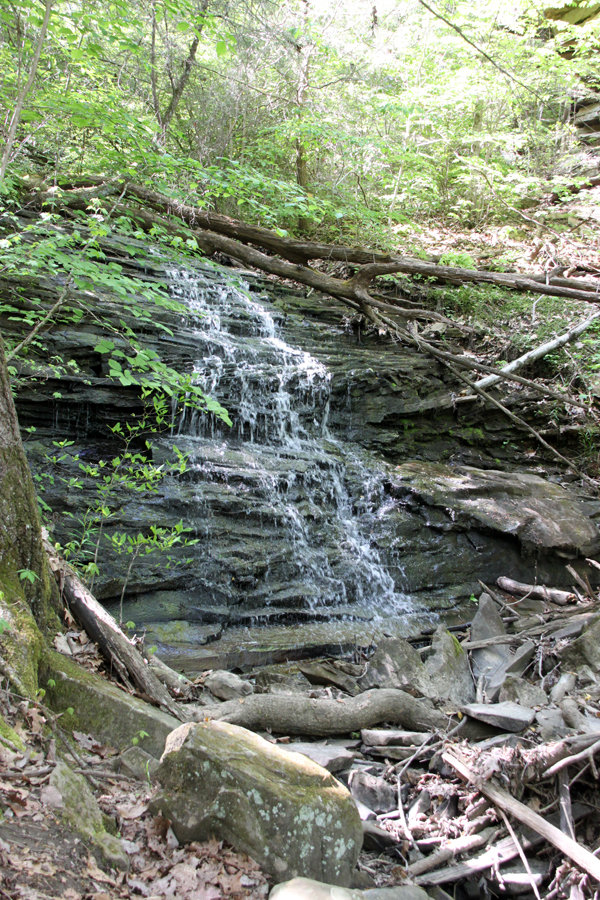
{"left": 3, "top": 226, "right": 600, "bottom": 668}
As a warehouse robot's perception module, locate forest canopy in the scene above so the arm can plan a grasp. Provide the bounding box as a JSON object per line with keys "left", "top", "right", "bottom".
{"left": 1, "top": 0, "right": 600, "bottom": 244}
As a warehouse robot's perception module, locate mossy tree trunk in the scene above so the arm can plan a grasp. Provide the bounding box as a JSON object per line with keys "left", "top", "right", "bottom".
{"left": 0, "top": 332, "right": 60, "bottom": 687}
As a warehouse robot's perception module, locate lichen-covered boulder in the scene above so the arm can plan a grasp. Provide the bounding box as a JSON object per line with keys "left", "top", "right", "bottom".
{"left": 148, "top": 720, "right": 363, "bottom": 886}
{"left": 44, "top": 761, "right": 128, "bottom": 870}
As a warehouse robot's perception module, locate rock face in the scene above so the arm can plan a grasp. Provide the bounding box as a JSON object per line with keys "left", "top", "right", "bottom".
{"left": 7, "top": 240, "right": 599, "bottom": 664}
{"left": 148, "top": 720, "right": 363, "bottom": 885}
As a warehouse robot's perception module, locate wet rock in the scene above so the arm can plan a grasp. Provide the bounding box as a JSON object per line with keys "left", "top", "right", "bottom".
{"left": 425, "top": 626, "right": 474, "bottom": 706}
{"left": 204, "top": 670, "right": 254, "bottom": 700}
{"left": 348, "top": 770, "right": 397, "bottom": 814}
{"left": 499, "top": 676, "right": 548, "bottom": 708}
{"left": 357, "top": 638, "right": 433, "bottom": 697}
{"left": 389, "top": 463, "right": 600, "bottom": 559}
{"left": 47, "top": 761, "right": 128, "bottom": 870}
{"left": 149, "top": 720, "right": 362, "bottom": 885}
{"left": 280, "top": 742, "right": 355, "bottom": 773}
{"left": 536, "top": 708, "right": 570, "bottom": 741}
{"left": 462, "top": 701, "right": 536, "bottom": 732}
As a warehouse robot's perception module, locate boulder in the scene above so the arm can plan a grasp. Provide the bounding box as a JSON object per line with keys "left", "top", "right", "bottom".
{"left": 462, "top": 701, "right": 536, "bottom": 732}
{"left": 204, "top": 669, "right": 254, "bottom": 700}
{"left": 425, "top": 626, "right": 474, "bottom": 706}
{"left": 149, "top": 720, "right": 362, "bottom": 885}
{"left": 44, "top": 761, "right": 128, "bottom": 870}
{"left": 357, "top": 638, "right": 433, "bottom": 696}
{"left": 499, "top": 676, "right": 548, "bottom": 708}
{"left": 43, "top": 650, "right": 180, "bottom": 758}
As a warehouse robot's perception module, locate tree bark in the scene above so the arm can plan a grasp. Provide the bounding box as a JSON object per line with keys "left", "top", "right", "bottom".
{"left": 0, "top": 332, "right": 60, "bottom": 630}
{"left": 205, "top": 688, "right": 451, "bottom": 736}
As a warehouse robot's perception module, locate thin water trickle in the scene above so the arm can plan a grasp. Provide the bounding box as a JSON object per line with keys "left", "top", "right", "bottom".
{"left": 167, "top": 265, "right": 412, "bottom": 620}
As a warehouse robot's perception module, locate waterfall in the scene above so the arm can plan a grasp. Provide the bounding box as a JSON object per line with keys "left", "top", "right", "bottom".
{"left": 165, "top": 264, "right": 412, "bottom": 622}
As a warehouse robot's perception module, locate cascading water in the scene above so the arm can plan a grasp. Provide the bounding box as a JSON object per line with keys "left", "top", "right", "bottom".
{"left": 166, "top": 264, "right": 412, "bottom": 623}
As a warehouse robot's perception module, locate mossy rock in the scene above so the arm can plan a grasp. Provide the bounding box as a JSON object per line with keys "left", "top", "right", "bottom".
{"left": 41, "top": 649, "right": 180, "bottom": 758}
{"left": 0, "top": 712, "right": 25, "bottom": 751}
{"left": 0, "top": 575, "right": 45, "bottom": 698}
{"left": 48, "top": 761, "right": 128, "bottom": 870}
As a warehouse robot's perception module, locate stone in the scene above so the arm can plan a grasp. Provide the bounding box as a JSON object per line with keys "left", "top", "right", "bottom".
{"left": 269, "top": 878, "right": 362, "bottom": 900}
{"left": 361, "top": 730, "right": 432, "bottom": 747}
{"left": 268, "top": 880, "right": 429, "bottom": 900}
{"left": 119, "top": 746, "right": 160, "bottom": 782}
{"left": 280, "top": 743, "right": 355, "bottom": 773}
{"left": 48, "top": 762, "right": 128, "bottom": 870}
{"left": 560, "top": 698, "right": 600, "bottom": 734}
{"left": 499, "top": 676, "right": 548, "bottom": 708}
{"left": 43, "top": 650, "right": 180, "bottom": 758}
{"left": 560, "top": 615, "right": 600, "bottom": 674}
{"left": 204, "top": 669, "right": 254, "bottom": 700}
{"left": 361, "top": 821, "right": 399, "bottom": 851}
{"left": 480, "top": 641, "right": 536, "bottom": 703}
{"left": 550, "top": 672, "right": 577, "bottom": 704}
{"left": 149, "top": 720, "right": 362, "bottom": 885}
{"left": 536, "top": 708, "right": 571, "bottom": 741}
{"left": 357, "top": 638, "right": 434, "bottom": 697}
{"left": 364, "top": 890, "right": 430, "bottom": 900}
{"left": 347, "top": 771, "right": 397, "bottom": 814}
{"left": 407, "top": 790, "right": 431, "bottom": 829}
{"left": 298, "top": 661, "right": 359, "bottom": 695}
{"left": 470, "top": 595, "right": 509, "bottom": 683}
{"left": 462, "top": 701, "right": 536, "bottom": 732}
{"left": 353, "top": 799, "right": 376, "bottom": 821}
{"left": 493, "top": 860, "right": 550, "bottom": 895}
{"left": 425, "top": 626, "right": 475, "bottom": 706}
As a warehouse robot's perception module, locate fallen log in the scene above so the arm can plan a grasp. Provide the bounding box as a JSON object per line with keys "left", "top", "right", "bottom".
{"left": 474, "top": 311, "right": 600, "bottom": 391}
{"left": 204, "top": 688, "right": 452, "bottom": 737}
{"left": 443, "top": 750, "right": 600, "bottom": 882}
{"left": 407, "top": 826, "right": 498, "bottom": 878}
{"left": 28, "top": 184, "right": 600, "bottom": 307}
{"left": 496, "top": 577, "right": 575, "bottom": 606}
{"left": 44, "top": 537, "right": 187, "bottom": 722}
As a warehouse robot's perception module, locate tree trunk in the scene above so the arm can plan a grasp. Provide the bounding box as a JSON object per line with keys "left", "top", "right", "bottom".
{"left": 0, "top": 332, "right": 60, "bottom": 630}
